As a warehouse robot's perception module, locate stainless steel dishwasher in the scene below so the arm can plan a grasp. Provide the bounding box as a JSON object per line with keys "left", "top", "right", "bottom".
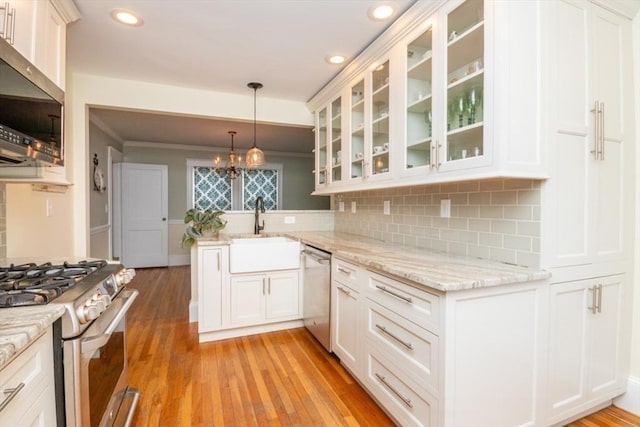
{"left": 302, "top": 244, "right": 332, "bottom": 352}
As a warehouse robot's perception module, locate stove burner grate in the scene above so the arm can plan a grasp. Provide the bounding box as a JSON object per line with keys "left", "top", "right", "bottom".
{"left": 0, "top": 260, "right": 109, "bottom": 308}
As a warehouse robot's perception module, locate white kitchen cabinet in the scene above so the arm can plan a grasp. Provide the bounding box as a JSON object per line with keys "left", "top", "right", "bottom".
{"left": 1, "top": 0, "right": 77, "bottom": 89}
{"left": 330, "top": 256, "right": 549, "bottom": 427}
{"left": 310, "top": 0, "right": 547, "bottom": 194}
{"left": 314, "top": 95, "right": 343, "bottom": 188}
{"left": 546, "top": 275, "right": 626, "bottom": 424}
{"left": 230, "top": 270, "right": 300, "bottom": 327}
{"left": 0, "top": 328, "right": 56, "bottom": 425}
{"left": 197, "top": 246, "right": 226, "bottom": 333}
{"left": 541, "top": 0, "right": 634, "bottom": 271}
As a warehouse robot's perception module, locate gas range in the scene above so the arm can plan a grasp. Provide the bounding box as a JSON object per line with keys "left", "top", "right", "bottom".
{"left": 0, "top": 259, "right": 135, "bottom": 338}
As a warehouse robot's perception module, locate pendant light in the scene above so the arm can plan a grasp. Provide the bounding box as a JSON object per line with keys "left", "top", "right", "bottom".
{"left": 246, "top": 82, "right": 265, "bottom": 168}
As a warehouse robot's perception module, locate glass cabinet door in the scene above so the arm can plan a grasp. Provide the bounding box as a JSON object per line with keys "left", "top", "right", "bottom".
{"left": 316, "top": 107, "right": 328, "bottom": 185}
{"left": 445, "top": 0, "right": 484, "bottom": 163}
{"left": 406, "top": 27, "right": 434, "bottom": 171}
{"left": 350, "top": 79, "right": 365, "bottom": 180}
{"left": 371, "top": 60, "right": 390, "bottom": 176}
{"left": 330, "top": 96, "right": 342, "bottom": 183}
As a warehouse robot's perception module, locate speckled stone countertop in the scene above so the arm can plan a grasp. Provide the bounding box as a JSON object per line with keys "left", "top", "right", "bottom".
{"left": 0, "top": 305, "right": 65, "bottom": 371}
{"left": 197, "top": 231, "right": 550, "bottom": 292}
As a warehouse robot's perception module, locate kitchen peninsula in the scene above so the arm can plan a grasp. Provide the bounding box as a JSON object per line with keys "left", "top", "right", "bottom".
{"left": 193, "top": 231, "right": 551, "bottom": 426}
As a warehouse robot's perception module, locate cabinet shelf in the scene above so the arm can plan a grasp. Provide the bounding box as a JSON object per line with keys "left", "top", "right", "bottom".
{"left": 408, "top": 137, "right": 432, "bottom": 149}
{"left": 447, "top": 120, "right": 483, "bottom": 137}
{"left": 352, "top": 125, "right": 365, "bottom": 137}
{"left": 373, "top": 82, "right": 390, "bottom": 96}
{"left": 407, "top": 95, "right": 432, "bottom": 112}
{"left": 372, "top": 150, "right": 389, "bottom": 158}
{"left": 352, "top": 98, "right": 364, "bottom": 109}
{"left": 408, "top": 55, "right": 433, "bottom": 81}
{"left": 448, "top": 68, "right": 483, "bottom": 90}
{"left": 448, "top": 21, "right": 484, "bottom": 73}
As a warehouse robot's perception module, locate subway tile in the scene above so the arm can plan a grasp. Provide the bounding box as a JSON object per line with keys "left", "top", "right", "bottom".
{"left": 479, "top": 232, "right": 503, "bottom": 247}
{"left": 399, "top": 224, "right": 412, "bottom": 235}
{"left": 533, "top": 206, "right": 541, "bottom": 220}
{"left": 441, "top": 182, "right": 459, "bottom": 193}
{"left": 404, "top": 195, "right": 419, "bottom": 205}
{"left": 410, "top": 205, "right": 426, "bottom": 216}
{"left": 491, "top": 191, "right": 517, "bottom": 205}
{"left": 490, "top": 219, "right": 517, "bottom": 234}
{"left": 504, "top": 206, "right": 533, "bottom": 220}
{"left": 424, "top": 184, "right": 442, "bottom": 194}
{"left": 469, "top": 218, "right": 491, "bottom": 232}
{"left": 532, "top": 237, "right": 541, "bottom": 253}
{"left": 404, "top": 235, "right": 417, "bottom": 247}
{"left": 440, "top": 229, "right": 459, "bottom": 242}
{"left": 411, "top": 186, "right": 427, "bottom": 195}
{"left": 431, "top": 239, "right": 448, "bottom": 252}
{"left": 490, "top": 247, "right": 517, "bottom": 264}
{"left": 448, "top": 242, "right": 467, "bottom": 256}
{"left": 398, "top": 187, "right": 413, "bottom": 195}
{"left": 479, "top": 179, "right": 504, "bottom": 191}
{"left": 450, "top": 193, "right": 469, "bottom": 205}
{"left": 404, "top": 215, "right": 418, "bottom": 226}
{"left": 449, "top": 218, "right": 468, "bottom": 230}
{"left": 468, "top": 244, "right": 491, "bottom": 260}
{"left": 410, "top": 225, "right": 426, "bottom": 237}
{"left": 469, "top": 192, "right": 492, "bottom": 205}
{"left": 516, "top": 251, "right": 540, "bottom": 268}
{"left": 458, "top": 205, "right": 480, "bottom": 218}
{"left": 517, "top": 189, "right": 541, "bottom": 205}
{"left": 424, "top": 227, "right": 440, "bottom": 238}
{"left": 518, "top": 221, "right": 541, "bottom": 237}
{"left": 416, "top": 195, "right": 432, "bottom": 205}
{"left": 479, "top": 206, "right": 503, "bottom": 219}
{"left": 457, "top": 180, "right": 480, "bottom": 192}
{"left": 503, "top": 179, "right": 534, "bottom": 190}
{"left": 433, "top": 217, "right": 449, "bottom": 228}
{"left": 417, "top": 215, "right": 433, "bottom": 227}
{"left": 504, "top": 235, "right": 532, "bottom": 251}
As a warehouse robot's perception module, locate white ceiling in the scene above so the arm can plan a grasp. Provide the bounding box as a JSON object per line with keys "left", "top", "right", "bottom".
{"left": 68, "top": 0, "right": 418, "bottom": 152}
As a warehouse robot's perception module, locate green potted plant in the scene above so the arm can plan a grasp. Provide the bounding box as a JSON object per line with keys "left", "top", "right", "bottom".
{"left": 182, "top": 208, "right": 227, "bottom": 247}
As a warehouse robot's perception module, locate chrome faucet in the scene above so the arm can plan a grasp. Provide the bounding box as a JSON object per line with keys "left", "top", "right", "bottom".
{"left": 254, "top": 196, "right": 265, "bottom": 234}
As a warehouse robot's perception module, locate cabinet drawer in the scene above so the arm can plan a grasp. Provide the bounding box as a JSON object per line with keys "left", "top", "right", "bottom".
{"left": 367, "top": 271, "right": 440, "bottom": 333}
{"left": 366, "top": 299, "right": 438, "bottom": 395}
{"left": 364, "top": 346, "right": 438, "bottom": 427}
{"left": 0, "top": 329, "right": 54, "bottom": 420}
{"left": 332, "top": 258, "right": 363, "bottom": 289}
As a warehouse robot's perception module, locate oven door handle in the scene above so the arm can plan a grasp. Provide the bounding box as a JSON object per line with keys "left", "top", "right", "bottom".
{"left": 81, "top": 289, "right": 139, "bottom": 355}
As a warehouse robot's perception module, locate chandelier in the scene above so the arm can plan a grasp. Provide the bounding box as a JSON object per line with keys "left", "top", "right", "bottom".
{"left": 214, "top": 131, "right": 244, "bottom": 179}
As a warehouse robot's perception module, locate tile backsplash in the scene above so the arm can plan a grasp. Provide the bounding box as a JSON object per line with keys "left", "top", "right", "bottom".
{"left": 0, "top": 183, "right": 5, "bottom": 259}
{"left": 334, "top": 179, "right": 542, "bottom": 267}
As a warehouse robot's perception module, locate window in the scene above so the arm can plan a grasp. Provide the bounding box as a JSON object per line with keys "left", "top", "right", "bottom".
{"left": 187, "top": 159, "right": 282, "bottom": 211}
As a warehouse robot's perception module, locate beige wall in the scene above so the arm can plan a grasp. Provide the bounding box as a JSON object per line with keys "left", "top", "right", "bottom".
{"left": 335, "top": 178, "right": 542, "bottom": 268}
{"left": 6, "top": 184, "right": 75, "bottom": 258}
{"left": 89, "top": 227, "right": 110, "bottom": 260}
{"left": 630, "top": 12, "right": 640, "bottom": 380}
{"left": 0, "top": 183, "right": 5, "bottom": 259}
{"left": 89, "top": 122, "right": 122, "bottom": 228}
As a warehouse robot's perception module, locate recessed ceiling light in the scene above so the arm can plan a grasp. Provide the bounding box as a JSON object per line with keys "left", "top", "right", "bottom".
{"left": 326, "top": 55, "right": 346, "bottom": 65}
{"left": 368, "top": 3, "right": 396, "bottom": 21}
{"left": 111, "top": 9, "right": 144, "bottom": 26}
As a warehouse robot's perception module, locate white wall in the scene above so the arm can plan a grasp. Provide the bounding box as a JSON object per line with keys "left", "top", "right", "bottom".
{"left": 67, "top": 73, "right": 314, "bottom": 257}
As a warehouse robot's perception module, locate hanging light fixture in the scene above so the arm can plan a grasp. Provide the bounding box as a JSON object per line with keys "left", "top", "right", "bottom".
{"left": 246, "top": 82, "right": 265, "bottom": 167}
{"left": 214, "top": 131, "right": 243, "bottom": 179}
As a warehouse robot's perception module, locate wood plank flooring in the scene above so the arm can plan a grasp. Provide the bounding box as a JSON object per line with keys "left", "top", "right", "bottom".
{"left": 125, "top": 266, "right": 640, "bottom": 426}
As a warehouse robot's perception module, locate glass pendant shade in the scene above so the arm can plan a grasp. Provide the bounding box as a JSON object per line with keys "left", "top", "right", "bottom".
{"left": 245, "top": 146, "right": 265, "bottom": 168}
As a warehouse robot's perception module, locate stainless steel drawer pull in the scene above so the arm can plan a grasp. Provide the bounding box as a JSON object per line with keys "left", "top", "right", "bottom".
{"left": 376, "top": 324, "right": 413, "bottom": 350}
{"left": 337, "top": 266, "right": 353, "bottom": 275}
{"left": 596, "top": 284, "right": 603, "bottom": 313}
{"left": 375, "top": 373, "right": 413, "bottom": 408}
{"left": 375, "top": 285, "right": 413, "bottom": 304}
{"left": 588, "top": 285, "right": 597, "bottom": 314}
{"left": 337, "top": 286, "right": 351, "bottom": 297}
{"left": 0, "top": 382, "right": 25, "bottom": 412}
{"left": 590, "top": 101, "right": 599, "bottom": 160}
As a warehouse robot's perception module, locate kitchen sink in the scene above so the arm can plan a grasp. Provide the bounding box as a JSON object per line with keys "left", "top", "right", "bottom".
{"left": 229, "top": 236, "right": 301, "bottom": 273}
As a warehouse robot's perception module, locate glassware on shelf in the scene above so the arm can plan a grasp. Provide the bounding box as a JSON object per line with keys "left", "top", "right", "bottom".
{"left": 424, "top": 110, "right": 433, "bottom": 137}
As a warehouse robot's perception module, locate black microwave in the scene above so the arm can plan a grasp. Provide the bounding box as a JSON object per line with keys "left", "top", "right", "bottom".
{"left": 0, "top": 36, "right": 64, "bottom": 166}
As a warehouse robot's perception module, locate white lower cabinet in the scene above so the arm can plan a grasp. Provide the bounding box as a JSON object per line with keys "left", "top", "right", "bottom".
{"left": 331, "top": 257, "right": 549, "bottom": 427}
{"left": 546, "top": 274, "right": 626, "bottom": 424}
{"left": 230, "top": 271, "right": 300, "bottom": 327}
{"left": 0, "top": 328, "right": 56, "bottom": 425}
{"left": 197, "top": 246, "right": 226, "bottom": 332}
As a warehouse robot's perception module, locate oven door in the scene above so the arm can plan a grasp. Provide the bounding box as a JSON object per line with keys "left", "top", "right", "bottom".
{"left": 64, "top": 289, "right": 140, "bottom": 427}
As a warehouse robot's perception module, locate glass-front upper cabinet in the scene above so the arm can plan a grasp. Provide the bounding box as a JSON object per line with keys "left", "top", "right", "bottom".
{"left": 349, "top": 79, "right": 365, "bottom": 180}
{"left": 330, "top": 96, "right": 342, "bottom": 183}
{"left": 406, "top": 26, "right": 434, "bottom": 172}
{"left": 371, "top": 60, "right": 390, "bottom": 176}
{"left": 315, "top": 107, "right": 328, "bottom": 186}
{"left": 445, "top": 0, "right": 484, "bottom": 163}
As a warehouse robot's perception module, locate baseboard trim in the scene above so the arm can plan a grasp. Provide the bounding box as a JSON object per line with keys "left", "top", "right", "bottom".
{"left": 189, "top": 301, "right": 198, "bottom": 323}
{"left": 198, "top": 319, "right": 304, "bottom": 343}
{"left": 614, "top": 376, "right": 640, "bottom": 416}
{"left": 169, "top": 254, "right": 190, "bottom": 266}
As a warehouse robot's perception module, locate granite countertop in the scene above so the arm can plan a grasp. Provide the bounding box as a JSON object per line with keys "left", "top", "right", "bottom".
{"left": 197, "top": 231, "right": 551, "bottom": 293}
{"left": 0, "top": 305, "right": 65, "bottom": 371}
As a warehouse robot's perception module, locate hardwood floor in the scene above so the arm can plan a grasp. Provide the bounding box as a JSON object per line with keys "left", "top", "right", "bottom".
{"left": 126, "top": 266, "right": 393, "bottom": 426}
{"left": 125, "top": 266, "right": 640, "bottom": 426}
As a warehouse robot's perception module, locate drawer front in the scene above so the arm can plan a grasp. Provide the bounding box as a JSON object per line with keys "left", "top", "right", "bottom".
{"left": 332, "top": 258, "right": 363, "bottom": 289}
{"left": 366, "top": 299, "right": 438, "bottom": 395}
{"left": 364, "top": 346, "right": 438, "bottom": 427}
{"left": 367, "top": 272, "right": 440, "bottom": 333}
{"left": 0, "top": 329, "right": 54, "bottom": 420}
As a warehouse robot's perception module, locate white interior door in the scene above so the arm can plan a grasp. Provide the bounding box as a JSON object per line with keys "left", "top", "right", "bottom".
{"left": 121, "top": 163, "right": 169, "bottom": 268}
